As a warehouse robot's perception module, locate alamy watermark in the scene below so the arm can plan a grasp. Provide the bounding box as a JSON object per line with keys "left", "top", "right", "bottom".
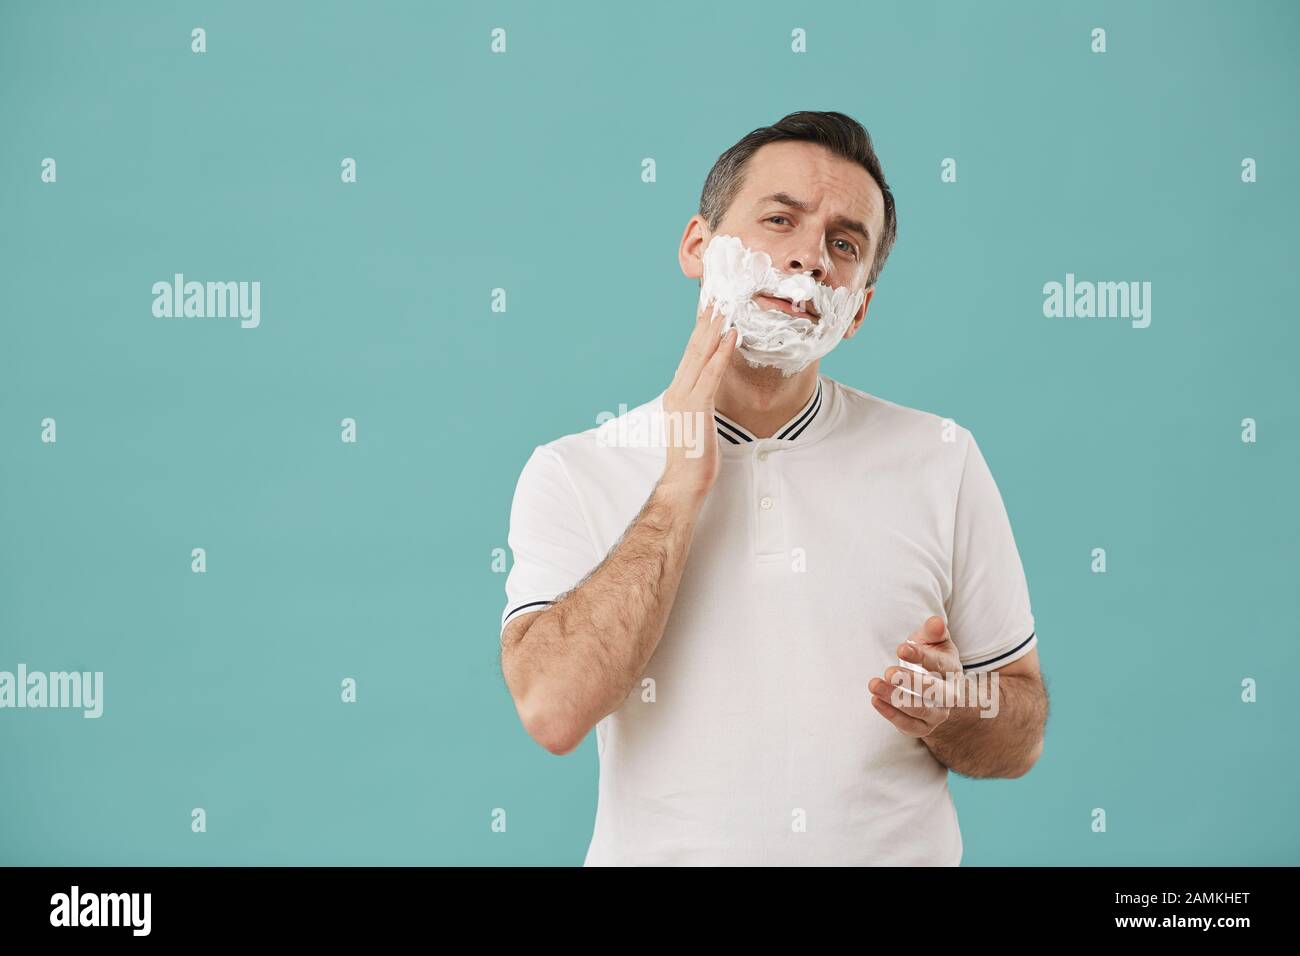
{"left": 0, "top": 664, "right": 103, "bottom": 718}
{"left": 152, "top": 273, "right": 261, "bottom": 329}
{"left": 595, "top": 406, "right": 709, "bottom": 458}
{"left": 1043, "top": 272, "right": 1151, "bottom": 329}
{"left": 891, "top": 667, "right": 1000, "bottom": 718}
{"left": 50, "top": 885, "right": 150, "bottom": 936}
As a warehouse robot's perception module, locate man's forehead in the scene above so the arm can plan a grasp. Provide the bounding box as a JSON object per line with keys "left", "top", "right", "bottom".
{"left": 738, "top": 143, "right": 881, "bottom": 227}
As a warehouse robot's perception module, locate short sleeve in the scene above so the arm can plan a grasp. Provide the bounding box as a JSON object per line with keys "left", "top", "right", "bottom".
{"left": 500, "top": 445, "right": 602, "bottom": 638}
{"left": 944, "top": 430, "right": 1037, "bottom": 673}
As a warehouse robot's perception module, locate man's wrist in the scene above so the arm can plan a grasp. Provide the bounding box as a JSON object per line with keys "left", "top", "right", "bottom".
{"left": 651, "top": 473, "right": 710, "bottom": 518}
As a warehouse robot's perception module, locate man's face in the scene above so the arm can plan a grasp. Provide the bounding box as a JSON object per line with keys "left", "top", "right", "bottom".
{"left": 682, "top": 140, "right": 885, "bottom": 350}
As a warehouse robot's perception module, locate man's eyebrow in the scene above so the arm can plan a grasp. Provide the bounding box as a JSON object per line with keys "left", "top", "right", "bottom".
{"left": 758, "top": 191, "right": 872, "bottom": 246}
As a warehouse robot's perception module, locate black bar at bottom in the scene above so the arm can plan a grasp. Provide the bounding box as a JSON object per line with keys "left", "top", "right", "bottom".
{"left": 0, "top": 865, "right": 1288, "bottom": 941}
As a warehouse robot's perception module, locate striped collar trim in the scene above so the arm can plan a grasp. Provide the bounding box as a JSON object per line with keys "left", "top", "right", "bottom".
{"left": 714, "top": 379, "right": 823, "bottom": 444}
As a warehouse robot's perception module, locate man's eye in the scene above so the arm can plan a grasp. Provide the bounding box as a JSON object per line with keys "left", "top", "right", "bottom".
{"left": 766, "top": 217, "right": 856, "bottom": 257}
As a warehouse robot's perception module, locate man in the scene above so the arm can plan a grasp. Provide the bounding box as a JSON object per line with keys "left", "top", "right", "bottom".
{"left": 499, "top": 111, "right": 1048, "bottom": 866}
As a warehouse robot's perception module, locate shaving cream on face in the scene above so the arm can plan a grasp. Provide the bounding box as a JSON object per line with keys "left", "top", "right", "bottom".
{"left": 697, "top": 234, "right": 867, "bottom": 376}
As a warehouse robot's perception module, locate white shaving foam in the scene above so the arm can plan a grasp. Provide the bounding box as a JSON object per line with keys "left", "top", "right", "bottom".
{"left": 698, "top": 234, "right": 866, "bottom": 375}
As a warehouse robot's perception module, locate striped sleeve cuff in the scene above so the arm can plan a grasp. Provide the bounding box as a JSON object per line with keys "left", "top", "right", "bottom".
{"left": 500, "top": 598, "right": 556, "bottom": 632}
{"left": 959, "top": 630, "right": 1037, "bottom": 673}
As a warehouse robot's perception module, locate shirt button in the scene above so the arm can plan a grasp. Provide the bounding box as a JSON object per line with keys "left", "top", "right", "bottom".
{"left": 759, "top": 496, "right": 774, "bottom": 510}
{"left": 757, "top": 450, "right": 769, "bottom": 461}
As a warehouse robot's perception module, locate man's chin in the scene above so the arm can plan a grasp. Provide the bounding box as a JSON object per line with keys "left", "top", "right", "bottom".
{"left": 729, "top": 346, "right": 801, "bottom": 386}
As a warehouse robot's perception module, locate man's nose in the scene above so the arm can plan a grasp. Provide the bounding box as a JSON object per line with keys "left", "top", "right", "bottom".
{"left": 784, "top": 243, "right": 828, "bottom": 281}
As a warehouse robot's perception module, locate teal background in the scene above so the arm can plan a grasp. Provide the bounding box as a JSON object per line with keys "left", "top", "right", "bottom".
{"left": 1, "top": 0, "right": 1297, "bottom": 865}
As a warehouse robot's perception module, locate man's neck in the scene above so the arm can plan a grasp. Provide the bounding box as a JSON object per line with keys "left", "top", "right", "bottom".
{"left": 714, "top": 364, "right": 821, "bottom": 439}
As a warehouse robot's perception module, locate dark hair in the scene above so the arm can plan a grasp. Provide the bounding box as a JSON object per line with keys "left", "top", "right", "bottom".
{"left": 698, "top": 111, "right": 897, "bottom": 289}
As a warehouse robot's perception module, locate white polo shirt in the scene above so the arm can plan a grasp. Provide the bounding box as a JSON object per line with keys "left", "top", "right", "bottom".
{"left": 501, "top": 375, "right": 1037, "bottom": 866}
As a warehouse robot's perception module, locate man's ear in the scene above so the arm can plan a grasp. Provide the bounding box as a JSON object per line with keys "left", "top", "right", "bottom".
{"left": 841, "top": 286, "right": 875, "bottom": 340}
{"left": 679, "top": 215, "right": 710, "bottom": 280}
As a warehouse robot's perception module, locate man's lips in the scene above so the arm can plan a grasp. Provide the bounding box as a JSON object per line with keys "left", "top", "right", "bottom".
{"left": 755, "top": 293, "right": 819, "bottom": 319}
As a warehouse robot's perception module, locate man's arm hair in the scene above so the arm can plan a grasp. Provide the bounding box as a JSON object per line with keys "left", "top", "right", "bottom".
{"left": 500, "top": 479, "right": 704, "bottom": 755}
{"left": 922, "top": 670, "right": 1049, "bottom": 778}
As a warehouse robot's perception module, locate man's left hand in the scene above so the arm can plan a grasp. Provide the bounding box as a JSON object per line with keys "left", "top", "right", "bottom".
{"left": 867, "top": 615, "right": 963, "bottom": 738}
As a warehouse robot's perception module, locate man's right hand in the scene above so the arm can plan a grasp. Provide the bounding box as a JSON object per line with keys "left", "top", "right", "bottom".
{"left": 658, "top": 302, "right": 737, "bottom": 505}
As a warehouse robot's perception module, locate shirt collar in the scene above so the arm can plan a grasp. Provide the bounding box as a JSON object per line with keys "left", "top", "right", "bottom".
{"left": 714, "top": 378, "right": 824, "bottom": 444}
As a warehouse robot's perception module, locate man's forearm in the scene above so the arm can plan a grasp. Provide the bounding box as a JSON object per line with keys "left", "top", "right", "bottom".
{"left": 921, "top": 673, "right": 1048, "bottom": 778}
{"left": 503, "top": 480, "right": 703, "bottom": 753}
